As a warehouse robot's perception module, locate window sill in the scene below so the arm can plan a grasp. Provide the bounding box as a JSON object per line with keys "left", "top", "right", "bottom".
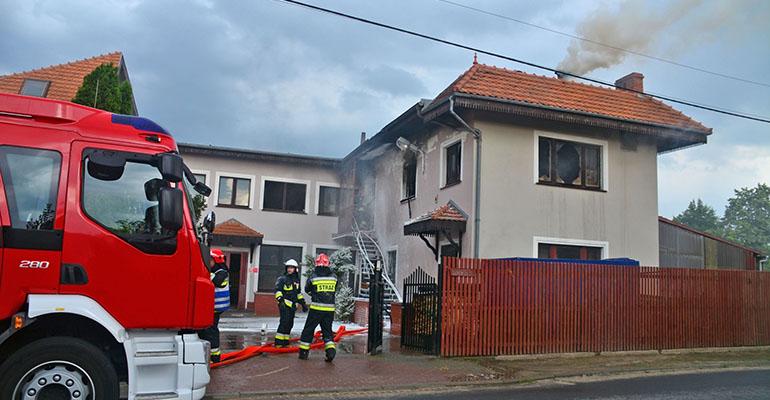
{"left": 400, "top": 196, "right": 416, "bottom": 204}
{"left": 261, "top": 208, "right": 307, "bottom": 215}
{"left": 317, "top": 212, "right": 339, "bottom": 217}
{"left": 441, "top": 180, "right": 461, "bottom": 190}
{"left": 216, "top": 204, "right": 251, "bottom": 209}
{"left": 536, "top": 181, "right": 606, "bottom": 193}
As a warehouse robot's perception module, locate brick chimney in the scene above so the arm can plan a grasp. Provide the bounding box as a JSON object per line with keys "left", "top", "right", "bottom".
{"left": 615, "top": 72, "right": 644, "bottom": 92}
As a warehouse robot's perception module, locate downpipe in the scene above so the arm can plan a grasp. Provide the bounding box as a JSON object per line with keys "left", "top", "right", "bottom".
{"left": 448, "top": 96, "right": 482, "bottom": 258}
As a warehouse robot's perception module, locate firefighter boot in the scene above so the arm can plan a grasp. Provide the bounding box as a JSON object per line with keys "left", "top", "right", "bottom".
{"left": 298, "top": 349, "right": 309, "bottom": 360}
{"left": 324, "top": 347, "right": 336, "bottom": 363}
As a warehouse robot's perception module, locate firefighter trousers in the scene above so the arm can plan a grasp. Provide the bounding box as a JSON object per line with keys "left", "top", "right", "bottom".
{"left": 275, "top": 304, "right": 296, "bottom": 347}
{"left": 299, "top": 309, "right": 335, "bottom": 351}
{"left": 199, "top": 312, "right": 222, "bottom": 357}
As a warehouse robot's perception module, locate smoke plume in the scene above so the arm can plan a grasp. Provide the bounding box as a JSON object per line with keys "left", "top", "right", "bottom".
{"left": 557, "top": 0, "right": 757, "bottom": 76}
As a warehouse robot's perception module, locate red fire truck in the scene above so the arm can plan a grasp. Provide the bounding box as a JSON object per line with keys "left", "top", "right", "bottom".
{"left": 0, "top": 93, "right": 215, "bottom": 399}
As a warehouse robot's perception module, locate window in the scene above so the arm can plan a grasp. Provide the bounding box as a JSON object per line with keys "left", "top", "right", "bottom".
{"left": 218, "top": 176, "right": 250, "bottom": 208}
{"left": 444, "top": 141, "right": 461, "bottom": 187}
{"left": 193, "top": 173, "right": 206, "bottom": 185}
{"left": 0, "top": 146, "right": 61, "bottom": 230}
{"left": 82, "top": 152, "right": 176, "bottom": 254}
{"left": 386, "top": 250, "right": 397, "bottom": 282}
{"left": 402, "top": 154, "right": 416, "bottom": 199}
{"left": 537, "top": 243, "right": 602, "bottom": 260}
{"left": 318, "top": 186, "right": 339, "bottom": 216}
{"left": 20, "top": 79, "right": 51, "bottom": 97}
{"left": 258, "top": 245, "right": 303, "bottom": 292}
{"left": 538, "top": 136, "right": 602, "bottom": 189}
{"left": 263, "top": 180, "right": 306, "bottom": 213}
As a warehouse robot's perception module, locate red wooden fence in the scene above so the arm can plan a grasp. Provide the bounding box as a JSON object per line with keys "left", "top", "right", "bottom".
{"left": 440, "top": 258, "right": 770, "bottom": 357}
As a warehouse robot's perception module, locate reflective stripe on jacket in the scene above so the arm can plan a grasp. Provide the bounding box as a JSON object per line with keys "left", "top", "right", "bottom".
{"left": 211, "top": 263, "right": 230, "bottom": 312}
{"left": 305, "top": 267, "right": 337, "bottom": 313}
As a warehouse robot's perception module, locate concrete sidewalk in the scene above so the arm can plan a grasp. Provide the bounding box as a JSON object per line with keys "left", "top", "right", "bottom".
{"left": 205, "top": 332, "right": 770, "bottom": 399}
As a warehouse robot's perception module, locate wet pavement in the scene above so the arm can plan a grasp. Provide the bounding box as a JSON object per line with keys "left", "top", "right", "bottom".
{"left": 207, "top": 332, "right": 497, "bottom": 398}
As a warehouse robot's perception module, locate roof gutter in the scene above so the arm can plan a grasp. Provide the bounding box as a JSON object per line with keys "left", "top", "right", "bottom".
{"left": 448, "top": 96, "right": 482, "bottom": 258}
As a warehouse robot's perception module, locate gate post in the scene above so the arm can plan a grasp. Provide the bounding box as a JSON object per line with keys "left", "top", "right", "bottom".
{"left": 367, "top": 258, "right": 384, "bottom": 355}
{"left": 435, "top": 257, "right": 444, "bottom": 355}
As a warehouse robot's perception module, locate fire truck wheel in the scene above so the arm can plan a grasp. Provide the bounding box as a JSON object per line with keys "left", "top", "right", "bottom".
{"left": 0, "top": 336, "right": 119, "bottom": 400}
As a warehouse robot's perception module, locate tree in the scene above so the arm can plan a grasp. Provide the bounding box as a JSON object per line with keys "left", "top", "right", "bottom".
{"left": 191, "top": 194, "right": 207, "bottom": 231}
{"left": 722, "top": 183, "right": 770, "bottom": 254}
{"left": 72, "top": 63, "right": 134, "bottom": 114}
{"left": 303, "top": 247, "right": 357, "bottom": 321}
{"left": 673, "top": 199, "right": 722, "bottom": 235}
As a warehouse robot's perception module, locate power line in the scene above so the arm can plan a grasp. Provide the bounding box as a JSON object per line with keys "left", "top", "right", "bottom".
{"left": 436, "top": 0, "right": 770, "bottom": 89}
{"left": 277, "top": 0, "right": 770, "bottom": 124}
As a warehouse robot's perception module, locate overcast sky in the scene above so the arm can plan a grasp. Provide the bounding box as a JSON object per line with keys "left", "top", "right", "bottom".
{"left": 1, "top": 0, "right": 768, "bottom": 218}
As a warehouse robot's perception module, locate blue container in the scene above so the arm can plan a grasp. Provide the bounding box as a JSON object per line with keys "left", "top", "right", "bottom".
{"left": 497, "top": 257, "right": 640, "bottom": 266}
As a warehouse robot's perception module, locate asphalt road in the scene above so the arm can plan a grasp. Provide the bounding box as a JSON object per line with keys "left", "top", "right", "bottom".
{"left": 337, "top": 369, "right": 770, "bottom": 400}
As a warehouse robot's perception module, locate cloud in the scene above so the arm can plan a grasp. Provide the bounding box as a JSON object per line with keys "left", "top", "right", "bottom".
{"left": 659, "top": 144, "right": 770, "bottom": 217}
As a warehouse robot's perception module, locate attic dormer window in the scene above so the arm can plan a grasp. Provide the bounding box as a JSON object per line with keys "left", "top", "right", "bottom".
{"left": 20, "top": 79, "right": 51, "bottom": 97}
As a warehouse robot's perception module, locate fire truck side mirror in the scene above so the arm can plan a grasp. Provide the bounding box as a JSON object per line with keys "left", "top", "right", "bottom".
{"left": 158, "top": 187, "right": 184, "bottom": 231}
{"left": 158, "top": 153, "right": 183, "bottom": 182}
{"left": 87, "top": 151, "right": 126, "bottom": 181}
{"left": 203, "top": 211, "right": 216, "bottom": 233}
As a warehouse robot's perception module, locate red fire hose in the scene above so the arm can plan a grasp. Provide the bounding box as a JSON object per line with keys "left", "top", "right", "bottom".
{"left": 211, "top": 326, "right": 368, "bottom": 369}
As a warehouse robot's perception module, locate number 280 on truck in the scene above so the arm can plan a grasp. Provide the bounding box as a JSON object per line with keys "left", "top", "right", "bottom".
{"left": 0, "top": 92, "right": 216, "bottom": 399}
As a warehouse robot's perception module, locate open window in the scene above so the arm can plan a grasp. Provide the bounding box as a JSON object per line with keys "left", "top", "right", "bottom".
{"left": 538, "top": 136, "right": 603, "bottom": 190}
{"left": 402, "top": 153, "right": 417, "bottom": 200}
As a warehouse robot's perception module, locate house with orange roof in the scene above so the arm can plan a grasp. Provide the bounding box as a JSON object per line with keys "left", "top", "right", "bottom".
{"left": 0, "top": 52, "right": 137, "bottom": 115}
{"left": 181, "top": 61, "right": 722, "bottom": 314}
{"left": 332, "top": 60, "right": 713, "bottom": 296}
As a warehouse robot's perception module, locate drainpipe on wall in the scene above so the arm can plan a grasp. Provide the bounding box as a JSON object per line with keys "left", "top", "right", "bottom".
{"left": 448, "top": 96, "right": 482, "bottom": 258}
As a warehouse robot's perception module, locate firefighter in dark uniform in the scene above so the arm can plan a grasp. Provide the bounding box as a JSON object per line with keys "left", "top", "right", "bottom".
{"left": 298, "top": 253, "right": 337, "bottom": 362}
{"left": 274, "top": 259, "right": 307, "bottom": 347}
{"left": 200, "top": 248, "right": 229, "bottom": 363}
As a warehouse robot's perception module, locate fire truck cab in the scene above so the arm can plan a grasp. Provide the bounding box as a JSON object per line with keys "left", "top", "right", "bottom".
{"left": 0, "top": 93, "right": 214, "bottom": 399}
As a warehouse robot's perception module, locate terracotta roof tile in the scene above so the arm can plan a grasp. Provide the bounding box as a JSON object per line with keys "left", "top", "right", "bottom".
{"left": 406, "top": 201, "right": 468, "bottom": 225}
{"left": 214, "top": 218, "right": 264, "bottom": 238}
{"left": 434, "top": 63, "right": 710, "bottom": 133}
{"left": 0, "top": 52, "right": 124, "bottom": 102}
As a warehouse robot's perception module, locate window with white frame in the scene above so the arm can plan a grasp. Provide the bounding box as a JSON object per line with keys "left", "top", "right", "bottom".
{"left": 193, "top": 173, "right": 206, "bottom": 185}
{"left": 217, "top": 176, "right": 251, "bottom": 207}
{"left": 263, "top": 180, "right": 306, "bottom": 213}
{"left": 538, "top": 135, "right": 603, "bottom": 190}
{"left": 443, "top": 141, "right": 462, "bottom": 187}
{"left": 534, "top": 236, "right": 607, "bottom": 261}
{"left": 317, "top": 186, "right": 339, "bottom": 216}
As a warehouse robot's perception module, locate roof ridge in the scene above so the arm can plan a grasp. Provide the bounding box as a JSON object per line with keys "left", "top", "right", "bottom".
{"left": 0, "top": 51, "right": 123, "bottom": 78}
{"left": 444, "top": 62, "right": 710, "bottom": 133}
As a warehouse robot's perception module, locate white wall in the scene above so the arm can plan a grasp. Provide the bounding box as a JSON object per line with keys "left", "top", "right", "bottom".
{"left": 476, "top": 119, "right": 660, "bottom": 266}
{"left": 181, "top": 152, "right": 341, "bottom": 303}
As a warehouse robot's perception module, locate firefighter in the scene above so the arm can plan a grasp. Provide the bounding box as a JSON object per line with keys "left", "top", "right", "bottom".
{"left": 298, "top": 253, "right": 337, "bottom": 362}
{"left": 200, "top": 248, "right": 229, "bottom": 363}
{"left": 274, "top": 259, "right": 307, "bottom": 347}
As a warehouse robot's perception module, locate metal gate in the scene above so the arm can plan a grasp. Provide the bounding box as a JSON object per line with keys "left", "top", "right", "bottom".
{"left": 400, "top": 267, "right": 440, "bottom": 354}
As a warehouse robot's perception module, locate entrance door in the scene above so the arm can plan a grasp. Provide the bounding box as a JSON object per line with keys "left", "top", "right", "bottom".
{"left": 228, "top": 253, "right": 242, "bottom": 308}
